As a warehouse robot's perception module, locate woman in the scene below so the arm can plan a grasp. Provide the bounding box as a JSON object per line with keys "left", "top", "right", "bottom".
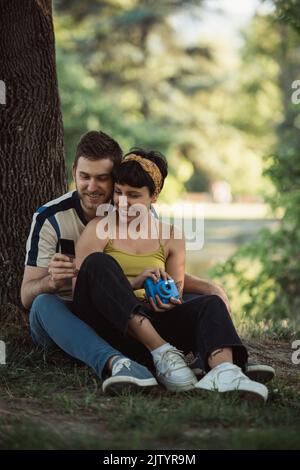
{"left": 73, "top": 148, "right": 268, "bottom": 402}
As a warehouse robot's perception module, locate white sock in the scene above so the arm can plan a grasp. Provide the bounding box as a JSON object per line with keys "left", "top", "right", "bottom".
{"left": 213, "top": 362, "right": 235, "bottom": 371}
{"left": 151, "top": 343, "right": 172, "bottom": 363}
{"left": 111, "top": 355, "right": 124, "bottom": 367}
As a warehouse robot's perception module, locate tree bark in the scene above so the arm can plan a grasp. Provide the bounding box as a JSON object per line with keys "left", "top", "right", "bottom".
{"left": 0, "top": 0, "right": 67, "bottom": 307}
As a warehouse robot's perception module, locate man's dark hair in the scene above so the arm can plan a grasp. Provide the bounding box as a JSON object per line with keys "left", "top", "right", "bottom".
{"left": 74, "top": 130, "right": 123, "bottom": 168}
{"left": 115, "top": 148, "right": 168, "bottom": 196}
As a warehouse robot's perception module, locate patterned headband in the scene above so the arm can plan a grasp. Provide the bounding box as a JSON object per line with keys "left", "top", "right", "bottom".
{"left": 121, "top": 154, "right": 163, "bottom": 198}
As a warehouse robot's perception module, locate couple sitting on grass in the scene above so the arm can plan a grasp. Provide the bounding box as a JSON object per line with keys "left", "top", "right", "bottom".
{"left": 23, "top": 131, "right": 274, "bottom": 403}
{"left": 72, "top": 147, "right": 268, "bottom": 402}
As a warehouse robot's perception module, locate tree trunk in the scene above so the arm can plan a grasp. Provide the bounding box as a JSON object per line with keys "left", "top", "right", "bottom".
{"left": 0, "top": 0, "right": 67, "bottom": 307}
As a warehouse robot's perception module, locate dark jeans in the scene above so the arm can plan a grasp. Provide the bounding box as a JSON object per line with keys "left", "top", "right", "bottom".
{"left": 73, "top": 253, "right": 248, "bottom": 372}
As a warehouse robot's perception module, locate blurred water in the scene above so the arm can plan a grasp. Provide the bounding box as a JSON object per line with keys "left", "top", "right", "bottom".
{"left": 168, "top": 218, "right": 279, "bottom": 277}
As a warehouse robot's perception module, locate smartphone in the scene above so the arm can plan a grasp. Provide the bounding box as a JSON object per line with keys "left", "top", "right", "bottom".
{"left": 59, "top": 238, "right": 75, "bottom": 259}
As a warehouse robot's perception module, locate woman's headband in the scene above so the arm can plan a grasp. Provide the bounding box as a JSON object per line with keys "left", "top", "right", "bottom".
{"left": 121, "top": 154, "right": 163, "bottom": 198}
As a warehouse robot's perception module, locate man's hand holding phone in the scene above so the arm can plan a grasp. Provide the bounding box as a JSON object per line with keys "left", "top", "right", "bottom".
{"left": 47, "top": 239, "right": 78, "bottom": 291}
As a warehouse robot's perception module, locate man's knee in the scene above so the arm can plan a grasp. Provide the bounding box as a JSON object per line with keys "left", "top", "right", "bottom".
{"left": 29, "top": 294, "right": 53, "bottom": 327}
{"left": 29, "top": 293, "right": 61, "bottom": 328}
{"left": 30, "top": 293, "right": 52, "bottom": 315}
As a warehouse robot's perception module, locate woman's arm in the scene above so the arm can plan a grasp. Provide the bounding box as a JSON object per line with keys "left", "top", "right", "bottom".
{"left": 75, "top": 217, "right": 106, "bottom": 269}
{"left": 73, "top": 217, "right": 107, "bottom": 291}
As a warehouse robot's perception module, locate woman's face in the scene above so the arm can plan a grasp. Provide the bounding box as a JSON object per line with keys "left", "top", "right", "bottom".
{"left": 113, "top": 183, "right": 156, "bottom": 221}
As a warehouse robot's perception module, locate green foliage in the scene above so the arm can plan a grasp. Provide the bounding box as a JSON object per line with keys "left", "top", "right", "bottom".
{"left": 212, "top": 6, "right": 300, "bottom": 327}
{"left": 213, "top": 224, "right": 300, "bottom": 326}
{"left": 273, "top": 0, "right": 300, "bottom": 32}
{"left": 53, "top": 0, "right": 277, "bottom": 199}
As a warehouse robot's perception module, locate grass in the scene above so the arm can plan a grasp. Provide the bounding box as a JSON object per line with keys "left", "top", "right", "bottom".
{"left": 1, "top": 376, "right": 300, "bottom": 450}
{"left": 1, "top": 331, "right": 300, "bottom": 450}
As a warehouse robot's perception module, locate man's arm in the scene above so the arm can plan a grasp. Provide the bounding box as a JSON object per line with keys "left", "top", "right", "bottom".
{"left": 183, "top": 273, "right": 231, "bottom": 313}
{"left": 21, "top": 255, "right": 77, "bottom": 310}
{"left": 21, "top": 266, "right": 56, "bottom": 310}
{"left": 21, "top": 211, "right": 77, "bottom": 310}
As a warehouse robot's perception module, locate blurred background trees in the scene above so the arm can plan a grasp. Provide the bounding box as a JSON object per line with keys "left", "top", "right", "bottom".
{"left": 53, "top": 0, "right": 300, "bottom": 329}
{"left": 212, "top": 1, "right": 300, "bottom": 330}
{"left": 53, "top": 0, "right": 279, "bottom": 201}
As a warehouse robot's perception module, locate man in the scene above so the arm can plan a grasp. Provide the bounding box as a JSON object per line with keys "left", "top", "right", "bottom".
{"left": 21, "top": 130, "right": 275, "bottom": 393}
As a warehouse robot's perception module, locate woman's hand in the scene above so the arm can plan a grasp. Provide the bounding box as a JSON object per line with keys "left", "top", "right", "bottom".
{"left": 149, "top": 295, "right": 182, "bottom": 312}
{"left": 131, "top": 268, "right": 171, "bottom": 290}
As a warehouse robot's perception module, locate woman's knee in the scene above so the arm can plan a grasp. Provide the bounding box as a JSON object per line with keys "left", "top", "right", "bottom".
{"left": 196, "top": 294, "right": 230, "bottom": 321}
{"left": 81, "top": 252, "right": 117, "bottom": 271}
{"left": 207, "top": 294, "right": 227, "bottom": 308}
{"left": 192, "top": 294, "right": 226, "bottom": 310}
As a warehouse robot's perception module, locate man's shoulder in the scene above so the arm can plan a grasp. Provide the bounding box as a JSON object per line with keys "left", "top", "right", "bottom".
{"left": 36, "top": 190, "right": 76, "bottom": 217}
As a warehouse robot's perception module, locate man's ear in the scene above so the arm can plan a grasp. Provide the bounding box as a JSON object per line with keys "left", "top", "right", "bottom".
{"left": 72, "top": 162, "right": 76, "bottom": 181}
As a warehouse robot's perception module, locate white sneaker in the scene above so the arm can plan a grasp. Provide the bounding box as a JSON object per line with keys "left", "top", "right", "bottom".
{"left": 189, "top": 356, "right": 275, "bottom": 384}
{"left": 195, "top": 362, "right": 268, "bottom": 402}
{"left": 154, "top": 347, "right": 198, "bottom": 392}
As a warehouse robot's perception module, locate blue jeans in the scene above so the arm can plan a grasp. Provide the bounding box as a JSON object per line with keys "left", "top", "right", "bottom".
{"left": 29, "top": 294, "right": 123, "bottom": 378}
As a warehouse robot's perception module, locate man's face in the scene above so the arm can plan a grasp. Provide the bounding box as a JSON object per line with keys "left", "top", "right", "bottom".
{"left": 72, "top": 157, "right": 114, "bottom": 218}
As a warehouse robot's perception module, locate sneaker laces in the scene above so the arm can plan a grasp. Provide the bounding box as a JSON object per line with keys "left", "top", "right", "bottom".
{"left": 213, "top": 365, "right": 249, "bottom": 387}
{"left": 112, "top": 358, "right": 131, "bottom": 376}
{"left": 157, "top": 347, "right": 188, "bottom": 378}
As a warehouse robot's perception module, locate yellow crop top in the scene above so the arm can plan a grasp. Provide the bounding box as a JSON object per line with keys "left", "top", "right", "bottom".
{"left": 103, "top": 239, "right": 166, "bottom": 300}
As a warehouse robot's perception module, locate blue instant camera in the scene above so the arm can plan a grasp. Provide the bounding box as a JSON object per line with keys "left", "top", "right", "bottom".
{"left": 144, "top": 277, "right": 180, "bottom": 305}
